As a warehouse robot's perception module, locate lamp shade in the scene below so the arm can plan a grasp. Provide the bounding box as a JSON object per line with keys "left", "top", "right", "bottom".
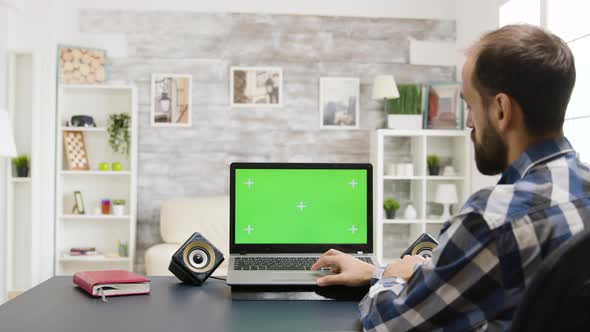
{"left": 0, "top": 110, "right": 17, "bottom": 158}
{"left": 372, "top": 75, "right": 400, "bottom": 100}
{"left": 434, "top": 184, "right": 458, "bottom": 205}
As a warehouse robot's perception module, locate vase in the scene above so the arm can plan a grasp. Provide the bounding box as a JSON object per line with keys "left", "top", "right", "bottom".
{"left": 118, "top": 242, "right": 128, "bottom": 257}
{"left": 404, "top": 204, "right": 417, "bottom": 219}
{"left": 16, "top": 166, "right": 29, "bottom": 178}
{"left": 428, "top": 165, "right": 440, "bottom": 176}
{"left": 387, "top": 114, "right": 423, "bottom": 129}
{"left": 112, "top": 204, "right": 125, "bottom": 216}
{"left": 385, "top": 209, "right": 397, "bottom": 219}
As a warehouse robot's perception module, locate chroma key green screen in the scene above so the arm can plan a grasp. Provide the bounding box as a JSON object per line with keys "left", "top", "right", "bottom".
{"left": 234, "top": 168, "right": 368, "bottom": 244}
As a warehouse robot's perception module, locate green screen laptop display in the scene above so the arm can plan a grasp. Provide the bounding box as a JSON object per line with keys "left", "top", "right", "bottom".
{"left": 234, "top": 168, "right": 368, "bottom": 244}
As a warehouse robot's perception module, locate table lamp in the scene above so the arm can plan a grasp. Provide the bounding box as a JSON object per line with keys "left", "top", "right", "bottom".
{"left": 0, "top": 110, "right": 17, "bottom": 158}
{"left": 372, "top": 75, "right": 399, "bottom": 107}
{"left": 434, "top": 183, "right": 458, "bottom": 220}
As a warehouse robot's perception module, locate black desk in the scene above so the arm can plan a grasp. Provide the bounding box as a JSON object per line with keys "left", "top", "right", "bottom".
{"left": 0, "top": 277, "right": 363, "bottom": 332}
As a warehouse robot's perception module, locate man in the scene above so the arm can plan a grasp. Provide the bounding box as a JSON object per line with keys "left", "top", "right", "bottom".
{"left": 312, "top": 24, "right": 589, "bottom": 331}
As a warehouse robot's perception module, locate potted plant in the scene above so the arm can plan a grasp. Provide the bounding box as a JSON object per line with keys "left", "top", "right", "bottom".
{"left": 386, "top": 84, "right": 423, "bottom": 129}
{"left": 427, "top": 155, "right": 441, "bottom": 176}
{"left": 112, "top": 199, "right": 126, "bottom": 216}
{"left": 107, "top": 113, "right": 131, "bottom": 155}
{"left": 12, "top": 154, "right": 30, "bottom": 178}
{"left": 383, "top": 198, "right": 400, "bottom": 219}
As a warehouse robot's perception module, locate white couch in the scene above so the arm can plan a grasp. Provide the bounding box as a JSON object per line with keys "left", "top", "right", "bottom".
{"left": 144, "top": 196, "right": 229, "bottom": 277}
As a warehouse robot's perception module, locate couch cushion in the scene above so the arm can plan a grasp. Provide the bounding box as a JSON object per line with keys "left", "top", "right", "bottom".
{"left": 160, "top": 196, "right": 229, "bottom": 262}
{"left": 161, "top": 196, "right": 229, "bottom": 242}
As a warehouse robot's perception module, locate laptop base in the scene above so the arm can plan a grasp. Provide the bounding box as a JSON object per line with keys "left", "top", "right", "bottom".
{"left": 230, "top": 284, "right": 369, "bottom": 301}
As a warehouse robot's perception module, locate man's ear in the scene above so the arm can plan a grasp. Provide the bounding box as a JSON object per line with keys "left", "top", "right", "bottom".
{"left": 493, "top": 93, "right": 514, "bottom": 133}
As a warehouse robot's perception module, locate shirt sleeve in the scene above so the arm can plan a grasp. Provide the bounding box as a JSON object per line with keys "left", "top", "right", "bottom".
{"left": 359, "top": 212, "right": 502, "bottom": 331}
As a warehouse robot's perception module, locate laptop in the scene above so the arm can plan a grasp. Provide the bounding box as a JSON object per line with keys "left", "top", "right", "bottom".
{"left": 226, "top": 162, "right": 375, "bottom": 286}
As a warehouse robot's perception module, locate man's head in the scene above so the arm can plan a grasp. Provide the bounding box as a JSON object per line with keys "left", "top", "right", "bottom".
{"left": 462, "top": 24, "right": 576, "bottom": 175}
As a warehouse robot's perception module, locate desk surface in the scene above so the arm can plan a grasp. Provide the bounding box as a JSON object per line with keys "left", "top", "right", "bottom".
{"left": 0, "top": 276, "right": 363, "bottom": 332}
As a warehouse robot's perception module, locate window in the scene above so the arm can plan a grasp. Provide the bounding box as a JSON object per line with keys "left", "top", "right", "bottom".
{"left": 499, "top": 0, "right": 540, "bottom": 27}
{"left": 500, "top": 0, "right": 590, "bottom": 162}
{"left": 546, "top": 0, "right": 590, "bottom": 162}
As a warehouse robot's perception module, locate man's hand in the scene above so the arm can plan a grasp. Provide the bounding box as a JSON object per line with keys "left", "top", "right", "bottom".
{"left": 311, "top": 249, "right": 376, "bottom": 287}
{"left": 383, "top": 255, "right": 427, "bottom": 281}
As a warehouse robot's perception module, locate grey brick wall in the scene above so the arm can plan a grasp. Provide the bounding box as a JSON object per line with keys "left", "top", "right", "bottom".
{"left": 79, "top": 10, "right": 456, "bottom": 273}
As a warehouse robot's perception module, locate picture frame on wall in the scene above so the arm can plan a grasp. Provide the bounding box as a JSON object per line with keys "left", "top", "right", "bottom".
{"left": 230, "top": 67, "right": 283, "bottom": 107}
{"left": 151, "top": 73, "right": 192, "bottom": 127}
{"left": 319, "top": 77, "right": 360, "bottom": 129}
{"left": 424, "top": 82, "right": 464, "bottom": 130}
{"left": 57, "top": 45, "right": 107, "bottom": 84}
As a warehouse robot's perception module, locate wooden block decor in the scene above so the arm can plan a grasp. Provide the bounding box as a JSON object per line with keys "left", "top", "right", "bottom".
{"left": 63, "top": 131, "right": 90, "bottom": 170}
{"left": 58, "top": 46, "right": 106, "bottom": 84}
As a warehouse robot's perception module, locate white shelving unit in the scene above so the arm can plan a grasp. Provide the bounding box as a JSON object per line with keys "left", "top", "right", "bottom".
{"left": 55, "top": 84, "right": 137, "bottom": 275}
{"left": 371, "top": 129, "right": 471, "bottom": 265}
{"left": 4, "top": 51, "right": 41, "bottom": 299}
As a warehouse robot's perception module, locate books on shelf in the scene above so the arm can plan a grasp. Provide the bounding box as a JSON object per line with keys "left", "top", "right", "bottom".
{"left": 69, "top": 247, "right": 99, "bottom": 256}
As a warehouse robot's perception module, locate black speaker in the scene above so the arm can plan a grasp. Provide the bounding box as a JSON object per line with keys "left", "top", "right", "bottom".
{"left": 169, "top": 232, "right": 225, "bottom": 285}
{"left": 401, "top": 233, "right": 439, "bottom": 259}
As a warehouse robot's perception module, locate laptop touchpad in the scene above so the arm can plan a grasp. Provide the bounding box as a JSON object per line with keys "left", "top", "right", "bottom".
{"left": 270, "top": 272, "right": 327, "bottom": 281}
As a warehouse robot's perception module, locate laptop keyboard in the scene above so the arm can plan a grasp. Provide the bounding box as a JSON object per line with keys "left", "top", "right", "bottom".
{"left": 233, "top": 256, "right": 373, "bottom": 271}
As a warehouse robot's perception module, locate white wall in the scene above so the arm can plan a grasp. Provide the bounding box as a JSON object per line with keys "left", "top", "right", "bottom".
{"left": 1, "top": 0, "right": 59, "bottom": 301}
{"left": 62, "top": 0, "right": 456, "bottom": 19}
{"left": 456, "top": 0, "right": 502, "bottom": 191}
{"left": 1, "top": 0, "right": 501, "bottom": 295}
{"left": 0, "top": 1, "right": 21, "bottom": 305}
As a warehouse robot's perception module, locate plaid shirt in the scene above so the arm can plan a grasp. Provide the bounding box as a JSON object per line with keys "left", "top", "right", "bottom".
{"left": 359, "top": 137, "right": 590, "bottom": 331}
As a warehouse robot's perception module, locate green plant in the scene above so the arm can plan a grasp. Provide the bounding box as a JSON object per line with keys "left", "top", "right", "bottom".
{"left": 113, "top": 199, "right": 126, "bottom": 205}
{"left": 427, "top": 155, "right": 441, "bottom": 168}
{"left": 383, "top": 198, "right": 400, "bottom": 211}
{"left": 11, "top": 154, "right": 29, "bottom": 168}
{"left": 387, "top": 84, "right": 423, "bottom": 115}
{"left": 107, "top": 113, "right": 131, "bottom": 155}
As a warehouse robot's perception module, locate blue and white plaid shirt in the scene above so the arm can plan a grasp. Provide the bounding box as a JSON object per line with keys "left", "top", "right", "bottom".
{"left": 359, "top": 137, "right": 590, "bottom": 331}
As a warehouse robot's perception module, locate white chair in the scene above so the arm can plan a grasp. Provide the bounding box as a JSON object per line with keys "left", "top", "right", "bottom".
{"left": 144, "top": 196, "right": 229, "bottom": 277}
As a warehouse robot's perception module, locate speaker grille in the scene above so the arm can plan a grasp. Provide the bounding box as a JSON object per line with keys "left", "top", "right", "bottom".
{"left": 182, "top": 241, "right": 216, "bottom": 273}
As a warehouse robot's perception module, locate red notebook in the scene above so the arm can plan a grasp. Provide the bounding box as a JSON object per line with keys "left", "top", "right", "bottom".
{"left": 73, "top": 270, "right": 150, "bottom": 299}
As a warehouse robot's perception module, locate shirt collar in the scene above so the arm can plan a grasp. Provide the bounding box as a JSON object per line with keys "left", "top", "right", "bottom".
{"left": 498, "top": 136, "right": 575, "bottom": 185}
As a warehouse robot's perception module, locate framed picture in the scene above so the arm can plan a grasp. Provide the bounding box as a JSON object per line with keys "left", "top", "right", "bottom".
{"left": 63, "top": 130, "right": 90, "bottom": 171}
{"left": 230, "top": 67, "right": 282, "bottom": 107}
{"left": 73, "top": 191, "right": 85, "bottom": 214}
{"left": 319, "top": 77, "right": 360, "bottom": 129}
{"left": 424, "top": 82, "right": 464, "bottom": 130}
{"left": 57, "top": 45, "right": 107, "bottom": 84}
{"left": 151, "top": 73, "right": 192, "bottom": 127}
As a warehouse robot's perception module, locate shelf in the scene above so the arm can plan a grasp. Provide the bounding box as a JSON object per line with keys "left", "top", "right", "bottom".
{"left": 60, "top": 170, "right": 131, "bottom": 175}
{"left": 10, "top": 177, "right": 31, "bottom": 183}
{"left": 383, "top": 176, "right": 424, "bottom": 180}
{"left": 377, "top": 129, "right": 469, "bottom": 137}
{"left": 59, "top": 83, "right": 134, "bottom": 90}
{"left": 425, "top": 219, "right": 448, "bottom": 224}
{"left": 60, "top": 127, "right": 107, "bottom": 132}
{"left": 59, "top": 255, "right": 130, "bottom": 263}
{"left": 425, "top": 176, "right": 465, "bottom": 180}
{"left": 56, "top": 81, "right": 137, "bottom": 276}
{"left": 382, "top": 219, "right": 423, "bottom": 224}
{"left": 60, "top": 214, "right": 131, "bottom": 220}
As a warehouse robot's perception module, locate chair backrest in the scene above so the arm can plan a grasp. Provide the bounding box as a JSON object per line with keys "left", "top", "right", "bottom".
{"left": 160, "top": 196, "right": 229, "bottom": 257}
{"left": 511, "top": 229, "right": 590, "bottom": 332}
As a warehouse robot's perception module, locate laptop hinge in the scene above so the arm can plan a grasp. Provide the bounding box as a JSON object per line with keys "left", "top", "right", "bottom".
{"left": 239, "top": 252, "right": 247, "bottom": 255}
{"left": 357, "top": 251, "right": 363, "bottom": 255}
